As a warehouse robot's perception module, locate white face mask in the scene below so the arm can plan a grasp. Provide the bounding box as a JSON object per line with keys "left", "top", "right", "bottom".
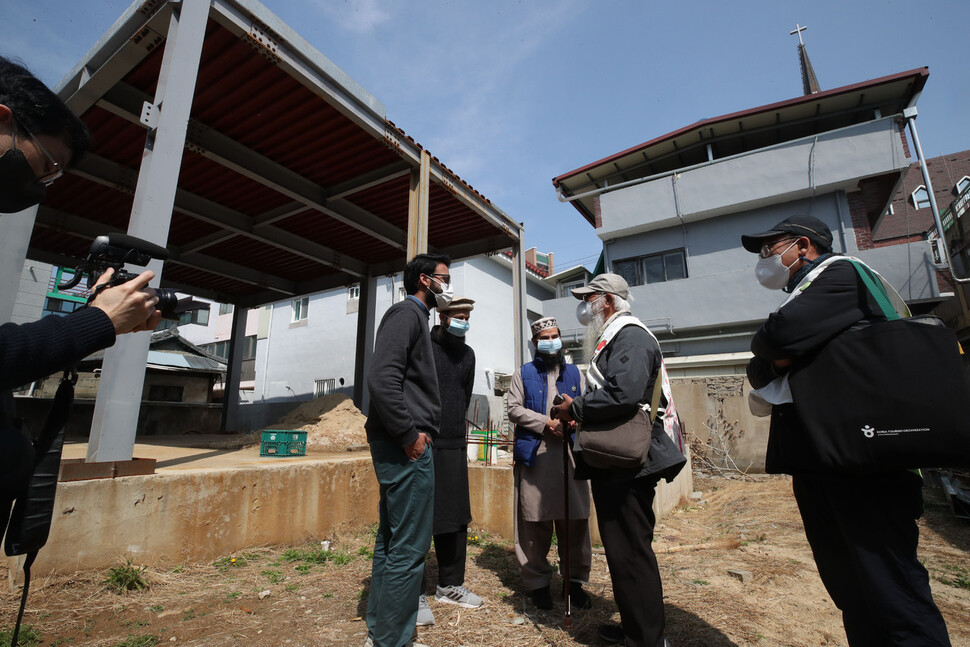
{"left": 576, "top": 295, "right": 605, "bottom": 326}
{"left": 429, "top": 276, "right": 454, "bottom": 309}
{"left": 755, "top": 240, "right": 799, "bottom": 290}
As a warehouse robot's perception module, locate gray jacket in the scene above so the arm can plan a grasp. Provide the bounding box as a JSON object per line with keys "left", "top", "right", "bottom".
{"left": 365, "top": 297, "right": 441, "bottom": 447}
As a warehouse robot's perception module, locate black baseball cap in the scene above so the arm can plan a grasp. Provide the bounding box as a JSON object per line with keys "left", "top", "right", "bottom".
{"left": 741, "top": 215, "right": 834, "bottom": 254}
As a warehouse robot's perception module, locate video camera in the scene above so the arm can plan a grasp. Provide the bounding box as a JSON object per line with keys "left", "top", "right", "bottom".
{"left": 59, "top": 232, "right": 206, "bottom": 320}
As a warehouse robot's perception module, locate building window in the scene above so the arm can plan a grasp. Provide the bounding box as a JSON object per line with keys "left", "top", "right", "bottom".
{"left": 202, "top": 340, "right": 230, "bottom": 360}
{"left": 957, "top": 176, "right": 970, "bottom": 196}
{"left": 534, "top": 251, "right": 551, "bottom": 273}
{"left": 42, "top": 296, "right": 85, "bottom": 318}
{"left": 558, "top": 278, "right": 586, "bottom": 298}
{"left": 613, "top": 249, "right": 688, "bottom": 287}
{"left": 314, "top": 378, "right": 336, "bottom": 398}
{"left": 219, "top": 303, "right": 233, "bottom": 315}
{"left": 399, "top": 286, "right": 407, "bottom": 303}
{"left": 348, "top": 284, "right": 360, "bottom": 300}
{"left": 912, "top": 185, "right": 930, "bottom": 210}
{"left": 202, "top": 337, "right": 254, "bottom": 361}
{"left": 292, "top": 296, "right": 309, "bottom": 322}
{"left": 178, "top": 305, "right": 210, "bottom": 326}
{"left": 243, "top": 335, "right": 257, "bottom": 360}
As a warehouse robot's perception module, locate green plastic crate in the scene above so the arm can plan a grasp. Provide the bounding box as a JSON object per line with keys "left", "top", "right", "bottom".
{"left": 260, "top": 430, "right": 307, "bottom": 457}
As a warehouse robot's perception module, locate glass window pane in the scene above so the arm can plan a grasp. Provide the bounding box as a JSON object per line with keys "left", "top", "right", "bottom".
{"left": 614, "top": 260, "right": 639, "bottom": 286}
{"left": 913, "top": 186, "right": 930, "bottom": 209}
{"left": 663, "top": 252, "right": 687, "bottom": 281}
{"left": 642, "top": 255, "right": 665, "bottom": 284}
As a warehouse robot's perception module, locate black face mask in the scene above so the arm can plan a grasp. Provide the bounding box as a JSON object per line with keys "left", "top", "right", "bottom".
{"left": 0, "top": 147, "right": 46, "bottom": 213}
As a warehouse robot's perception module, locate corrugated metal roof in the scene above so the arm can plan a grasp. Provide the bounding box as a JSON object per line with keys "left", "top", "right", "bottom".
{"left": 147, "top": 350, "right": 225, "bottom": 372}
{"left": 30, "top": 0, "right": 520, "bottom": 307}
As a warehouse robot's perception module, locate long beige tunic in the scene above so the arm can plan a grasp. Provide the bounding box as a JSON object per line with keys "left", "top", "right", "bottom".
{"left": 508, "top": 364, "right": 591, "bottom": 522}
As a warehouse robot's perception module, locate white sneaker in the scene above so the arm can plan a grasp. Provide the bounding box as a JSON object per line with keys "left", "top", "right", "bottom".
{"left": 365, "top": 637, "right": 427, "bottom": 647}
{"left": 434, "top": 584, "right": 483, "bottom": 608}
{"left": 416, "top": 593, "right": 435, "bottom": 626}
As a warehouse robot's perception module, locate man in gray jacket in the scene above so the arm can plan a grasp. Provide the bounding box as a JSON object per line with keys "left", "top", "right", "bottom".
{"left": 364, "top": 253, "right": 451, "bottom": 647}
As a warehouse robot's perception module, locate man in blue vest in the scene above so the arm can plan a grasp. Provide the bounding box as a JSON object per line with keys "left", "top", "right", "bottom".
{"left": 507, "top": 317, "right": 591, "bottom": 610}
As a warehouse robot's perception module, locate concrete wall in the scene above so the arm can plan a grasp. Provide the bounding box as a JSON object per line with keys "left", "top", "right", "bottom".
{"left": 597, "top": 117, "right": 908, "bottom": 240}
{"left": 178, "top": 300, "right": 259, "bottom": 347}
{"left": 542, "top": 197, "right": 939, "bottom": 358}
{"left": 31, "top": 371, "right": 213, "bottom": 404}
{"left": 21, "top": 456, "right": 692, "bottom": 574}
{"left": 24, "top": 458, "right": 379, "bottom": 574}
{"left": 670, "top": 376, "right": 769, "bottom": 473}
{"left": 254, "top": 282, "right": 361, "bottom": 405}
{"left": 11, "top": 261, "right": 53, "bottom": 324}
{"left": 14, "top": 398, "right": 224, "bottom": 438}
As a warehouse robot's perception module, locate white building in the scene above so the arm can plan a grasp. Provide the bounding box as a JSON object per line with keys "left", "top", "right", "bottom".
{"left": 180, "top": 253, "right": 558, "bottom": 431}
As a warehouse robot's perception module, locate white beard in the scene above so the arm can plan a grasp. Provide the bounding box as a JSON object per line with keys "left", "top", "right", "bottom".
{"left": 582, "top": 311, "right": 608, "bottom": 363}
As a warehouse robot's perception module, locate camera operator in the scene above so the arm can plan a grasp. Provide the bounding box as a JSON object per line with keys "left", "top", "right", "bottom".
{"left": 0, "top": 56, "right": 160, "bottom": 489}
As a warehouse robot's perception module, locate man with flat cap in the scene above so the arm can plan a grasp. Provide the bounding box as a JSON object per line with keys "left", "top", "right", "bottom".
{"left": 415, "top": 296, "right": 483, "bottom": 626}
{"left": 507, "top": 316, "right": 591, "bottom": 611}
{"left": 742, "top": 215, "right": 950, "bottom": 646}
{"left": 551, "top": 274, "right": 684, "bottom": 647}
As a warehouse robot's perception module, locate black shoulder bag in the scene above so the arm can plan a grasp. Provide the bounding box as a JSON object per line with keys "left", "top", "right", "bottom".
{"left": 781, "top": 262, "right": 970, "bottom": 473}
{"left": 1, "top": 370, "right": 75, "bottom": 646}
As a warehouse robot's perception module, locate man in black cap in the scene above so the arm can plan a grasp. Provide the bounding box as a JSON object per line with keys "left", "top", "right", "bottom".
{"left": 742, "top": 216, "right": 950, "bottom": 647}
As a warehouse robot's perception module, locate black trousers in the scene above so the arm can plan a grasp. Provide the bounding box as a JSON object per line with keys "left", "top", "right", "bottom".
{"left": 793, "top": 471, "right": 950, "bottom": 647}
{"left": 432, "top": 526, "right": 467, "bottom": 588}
{"left": 591, "top": 476, "right": 664, "bottom": 647}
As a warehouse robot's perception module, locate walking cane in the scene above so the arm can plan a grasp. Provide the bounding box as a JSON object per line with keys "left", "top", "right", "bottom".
{"left": 552, "top": 394, "right": 572, "bottom": 630}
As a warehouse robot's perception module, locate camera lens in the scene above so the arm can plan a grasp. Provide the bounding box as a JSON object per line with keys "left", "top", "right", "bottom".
{"left": 156, "top": 289, "right": 180, "bottom": 319}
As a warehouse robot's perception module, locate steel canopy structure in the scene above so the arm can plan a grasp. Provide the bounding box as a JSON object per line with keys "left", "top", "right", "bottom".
{"left": 35, "top": 0, "right": 521, "bottom": 306}
{"left": 3, "top": 0, "right": 530, "bottom": 463}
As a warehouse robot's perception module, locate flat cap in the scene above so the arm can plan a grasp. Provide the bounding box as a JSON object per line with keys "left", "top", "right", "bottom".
{"left": 570, "top": 273, "right": 630, "bottom": 300}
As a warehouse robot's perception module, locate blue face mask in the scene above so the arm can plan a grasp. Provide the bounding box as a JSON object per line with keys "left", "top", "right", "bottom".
{"left": 536, "top": 338, "right": 562, "bottom": 354}
{"left": 447, "top": 317, "right": 470, "bottom": 337}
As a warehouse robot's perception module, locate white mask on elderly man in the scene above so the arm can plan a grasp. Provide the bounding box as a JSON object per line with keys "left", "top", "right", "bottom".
{"left": 576, "top": 294, "right": 607, "bottom": 326}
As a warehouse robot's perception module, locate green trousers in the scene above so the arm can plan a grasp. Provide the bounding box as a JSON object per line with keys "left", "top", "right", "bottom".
{"left": 366, "top": 437, "right": 435, "bottom": 647}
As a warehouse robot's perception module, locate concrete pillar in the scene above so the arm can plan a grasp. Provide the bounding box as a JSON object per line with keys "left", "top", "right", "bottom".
{"left": 353, "top": 274, "right": 379, "bottom": 416}
{"left": 220, "top": 305, "right": 246, "bottom": 431}
{"left": 406, "top": 150, "right": 430, "bottom": 260}
{"left": 511, "top": 233, "right": 529, "bottom": 368}
{"left": 87, "top": 0, "right": 209, "bottom": 462}
{"left": 0, "top": 206, "right": 38, "bottom": 323}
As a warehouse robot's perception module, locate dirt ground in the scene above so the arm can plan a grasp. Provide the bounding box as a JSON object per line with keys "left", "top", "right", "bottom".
{"left": 3, "top": 471, "right": 969, "bottom": 647}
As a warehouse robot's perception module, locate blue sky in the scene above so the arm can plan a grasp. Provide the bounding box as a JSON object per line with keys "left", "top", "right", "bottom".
{"left": 3, "top": 0, "right": 969, "bottom": 272}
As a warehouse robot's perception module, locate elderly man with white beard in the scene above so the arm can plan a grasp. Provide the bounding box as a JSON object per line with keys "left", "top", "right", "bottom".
{"left": 551, "top": 273, "right": 685, "bottom": 647}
